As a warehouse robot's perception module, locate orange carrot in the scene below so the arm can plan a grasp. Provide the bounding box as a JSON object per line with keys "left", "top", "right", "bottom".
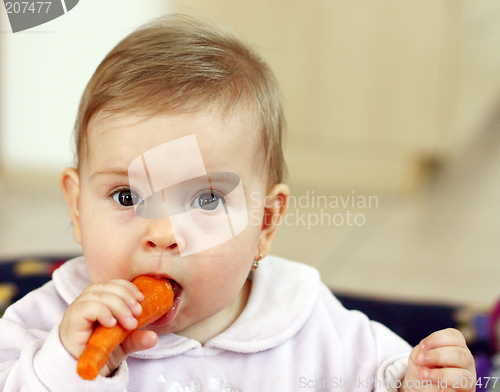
{"left": 77, "top": 276, "right": 174, "bottom": 380}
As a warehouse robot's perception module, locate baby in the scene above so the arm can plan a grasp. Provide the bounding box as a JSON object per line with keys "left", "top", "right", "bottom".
{"left": 0, "top": 14, "right": 476, "bottom": 392}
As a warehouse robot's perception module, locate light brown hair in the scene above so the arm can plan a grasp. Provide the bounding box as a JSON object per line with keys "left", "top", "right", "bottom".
{"left": 73, "top": 13, "right": 287, "bottom": 192}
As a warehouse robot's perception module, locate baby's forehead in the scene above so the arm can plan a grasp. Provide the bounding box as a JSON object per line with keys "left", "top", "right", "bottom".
{"left": 88, "top": 104, "right": 260, "bottom": 143}
{"left": 84, "top": 107, "right": 262, "bottom": 179}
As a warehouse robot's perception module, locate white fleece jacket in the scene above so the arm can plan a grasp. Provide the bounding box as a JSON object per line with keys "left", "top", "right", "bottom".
{"left": 0, "top": 255, "right": 411, "bottom": 392}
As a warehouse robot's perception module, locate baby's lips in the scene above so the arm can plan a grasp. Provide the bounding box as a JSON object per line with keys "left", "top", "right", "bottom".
{"left": 144, "top": 274, "right": 183, "bottom": 303}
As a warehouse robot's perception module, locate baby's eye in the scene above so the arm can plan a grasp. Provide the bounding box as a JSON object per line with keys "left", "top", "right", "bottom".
{"left": 191, "top": 190, "right": 225, "bottom": 211}
{"left": 111, "top": 189, "right": 144, "bottom": 207}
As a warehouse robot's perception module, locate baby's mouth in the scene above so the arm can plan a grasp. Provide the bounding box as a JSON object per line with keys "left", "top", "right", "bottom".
{"left": 147, "top": 278, "right": 183, "bottom": 327}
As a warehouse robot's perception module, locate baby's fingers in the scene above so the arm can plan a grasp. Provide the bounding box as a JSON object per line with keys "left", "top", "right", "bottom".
{"left": 63, "top": 299, "right": 116, "bottom": 333}
{"left": 76, "top": 290, "right": 138, "bottom": 330}
{"left": 106, "top": 279, "right": 145, "bottom": 302}
{"left": 420, "top": 328, "right": 467, "bottom": 351}
{"left": 421, "top": 367, "right": 476, "bottom": 392}
{"left": 84, "top": 281, "right": 143, "bottom": 317}
{"left": 417, "top": 346, "right": 474, "bottom": 369}
{"left": 85, "top": 301, "right": 117, "bottom": 328}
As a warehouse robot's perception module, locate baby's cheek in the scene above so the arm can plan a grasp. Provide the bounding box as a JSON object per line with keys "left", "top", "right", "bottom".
{"left": 190, "top": 260, "right": 241, "bottom": 300}
{"left": 190, "top": 211, "right": 211, "bottom": 232}
{"left": 82, "top": 216, "right": 137, "bottom": 282}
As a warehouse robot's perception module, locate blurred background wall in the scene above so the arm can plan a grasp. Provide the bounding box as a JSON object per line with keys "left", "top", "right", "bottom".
{"left": 178, "top": 0, "right": 500, "bottom": 194}
{"left": 0, "top": 0, "right": 499, "bottom": 305}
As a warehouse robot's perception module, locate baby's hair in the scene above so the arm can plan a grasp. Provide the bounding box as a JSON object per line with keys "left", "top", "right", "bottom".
{"left": 73, "top": 13, "right": 288, "bottom": 192}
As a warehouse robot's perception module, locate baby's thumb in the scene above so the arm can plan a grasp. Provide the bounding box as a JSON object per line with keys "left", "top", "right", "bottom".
{"left": 122, "top": 330, "right": 158, "bottom": 355}
{"left": 102, "top": 330, "right": 158, "bottom": 377}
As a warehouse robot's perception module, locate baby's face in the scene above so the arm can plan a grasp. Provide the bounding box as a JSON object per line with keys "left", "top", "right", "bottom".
{"left": 70, "top": 107, "right": 270, "bottom": 339}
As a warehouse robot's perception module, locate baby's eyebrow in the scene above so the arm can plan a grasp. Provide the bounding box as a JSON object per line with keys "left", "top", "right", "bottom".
{"left": 89, "top": 169, "right": 128, "bottom": 182}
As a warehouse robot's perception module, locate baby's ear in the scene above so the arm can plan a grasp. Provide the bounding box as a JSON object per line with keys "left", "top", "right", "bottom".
{"left": 259, "top": 183, "right": 290, "bottom": 255}
{"left": 60, "top": 167, "right": 82, "bottom": 245}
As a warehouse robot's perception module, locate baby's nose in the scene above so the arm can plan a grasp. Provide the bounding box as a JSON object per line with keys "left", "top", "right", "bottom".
{"left": 141, "top": 217, "right": 180, "bottom": 253}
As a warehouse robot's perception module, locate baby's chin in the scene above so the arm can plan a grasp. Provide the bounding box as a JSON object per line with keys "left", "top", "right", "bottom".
{"left": 146, "top": 304, "right": 228, "bottom": 341}
{"left": 142, "top": 313, "right": 189, "bottom": 336}
{"left": 143, "top": 317, "right": 203, "bottom": 341}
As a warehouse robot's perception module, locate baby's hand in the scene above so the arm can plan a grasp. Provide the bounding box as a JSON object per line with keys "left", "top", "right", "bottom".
{"left": 401, "top": 328, "right": 476, "bottom": 392}
{"left": 60, "top": 279, "right": 158, "bottom": 377}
